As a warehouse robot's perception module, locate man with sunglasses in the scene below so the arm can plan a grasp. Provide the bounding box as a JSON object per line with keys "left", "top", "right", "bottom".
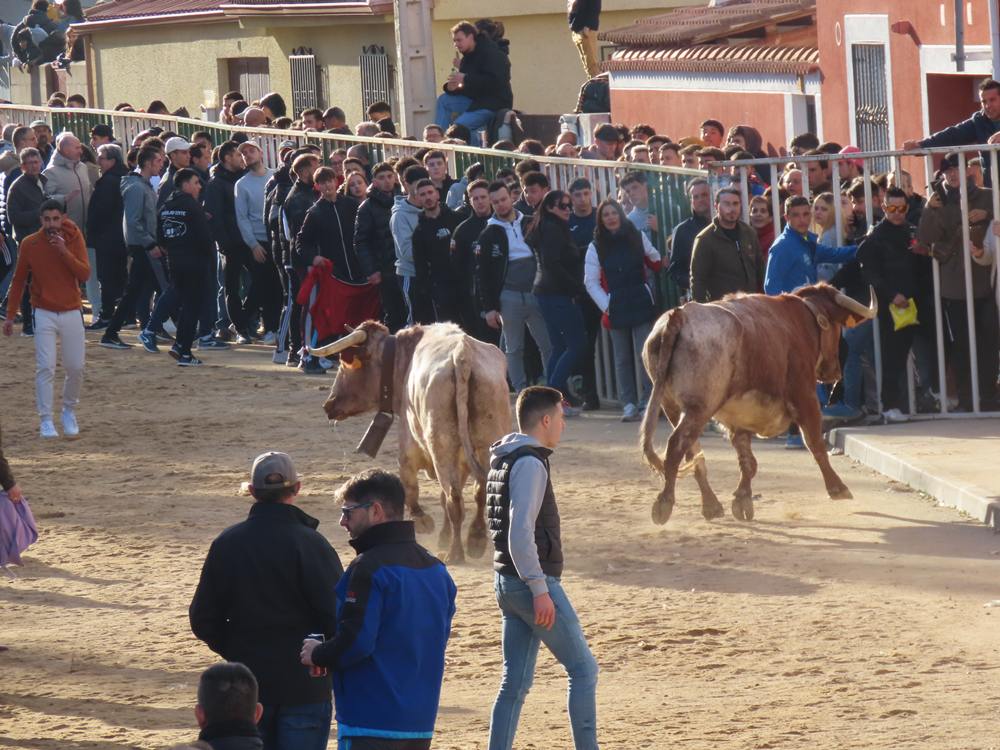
{"left": 300, "top": 469, "right": 456, "bottom": 750}
{"left": 190, "top": 452, "right": 344, "bottom": 750}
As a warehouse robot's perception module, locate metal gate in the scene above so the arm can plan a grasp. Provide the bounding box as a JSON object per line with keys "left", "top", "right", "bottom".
{"left": 359, "top": 45, "right": 392, "bottom": 115}
{"left": 851, "top": 43, "right": 891, "bottom": 172}
{"left": 290, "top": 50, "right": 320, "bottom": 118}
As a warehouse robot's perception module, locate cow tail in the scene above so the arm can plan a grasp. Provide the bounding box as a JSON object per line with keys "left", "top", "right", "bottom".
{"left": 640, "top": 308, "right": 684, "bottom": 475}
{"left": 454, "top": 342, "right": 488, "bottom": 482}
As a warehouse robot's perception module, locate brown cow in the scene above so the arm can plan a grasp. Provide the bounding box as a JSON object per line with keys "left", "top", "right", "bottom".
{"left": 314, "top": 321, "right": 511, "bottom": 562}
{"left": 639, "top": 284, "right": 877, "bottom": 524}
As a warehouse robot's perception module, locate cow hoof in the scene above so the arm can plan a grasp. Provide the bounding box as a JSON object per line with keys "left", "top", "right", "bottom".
{"left": 443, "top": 548, "right": 466, "bottom": 565}
{"left": 651, "top": 497, "right": 674, "bottom": 525}
{"left": 702, "top": 498, "right": 725, "bottom": 520}
{"left": 412, "top": 512, "right": 436, "bottom": 534}
{"left": 465, "top": 530, "right": 487, "bottom": 559}
{"left": 828, "top": 485, "right": 853, "bottom": 500}
{"left": 732, "top": 491, "right": 754, "bottom": 521}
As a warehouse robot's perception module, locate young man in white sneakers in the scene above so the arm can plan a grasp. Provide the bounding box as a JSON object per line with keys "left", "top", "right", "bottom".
{"left": 3, "top": 199, "right": 89, "bottom": 438}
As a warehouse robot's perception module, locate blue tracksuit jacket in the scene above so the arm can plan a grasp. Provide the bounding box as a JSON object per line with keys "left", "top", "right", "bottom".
{"left": 764, "top": 226, "right": 857, "bottom": 295}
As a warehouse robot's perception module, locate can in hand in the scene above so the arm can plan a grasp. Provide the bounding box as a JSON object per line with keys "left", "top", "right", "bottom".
{"left": 306, "top": 633, "right": 328, "bottom": 677}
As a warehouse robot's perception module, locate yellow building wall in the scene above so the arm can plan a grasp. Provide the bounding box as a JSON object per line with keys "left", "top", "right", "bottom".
{"left": 430, "top": 1, "right": 702, "bottom": 117}
{"left": 88, "top": 18, "right": 396, "bottom": 125}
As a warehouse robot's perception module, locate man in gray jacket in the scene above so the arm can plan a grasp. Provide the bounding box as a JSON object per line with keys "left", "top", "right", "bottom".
{"left": 390, "top": 163, "right": 428, "bottom": 324}
{"left": 100, "top": 147, "right": 166, "bottom": 350}
{"left": 42, "top": 133, "right": 92, "bottom": 236}
{"left": 486, "top": 386, "right": 600, "bottom": 750}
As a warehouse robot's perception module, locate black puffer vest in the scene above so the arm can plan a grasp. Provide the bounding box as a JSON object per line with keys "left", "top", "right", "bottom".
{"left": 486, "top": 445, "right": 563, "bottom": 578}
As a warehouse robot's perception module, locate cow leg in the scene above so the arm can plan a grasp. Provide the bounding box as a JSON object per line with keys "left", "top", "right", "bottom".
{"left": 400, "top": 458, "right": 435, "bottom": 534}
{"left": 730, "top": 429, "right": 757, "bottom": 521}
{"left": 465, "top": 478, "right": 488, "bottom": 559}
{"left": 652, "top": 409, "right": 708, "bottom": 525}
{"left": 689, "top": 438, "right": 723, "bottom": 520}
{"left": 437, "top": 489, "right": 453, "bottom": 553}
{"left": 444, "top": 486, "right": 466, "bottom": 564}
{"left": 796, "top": 398, "right": 853, "bottom": 500}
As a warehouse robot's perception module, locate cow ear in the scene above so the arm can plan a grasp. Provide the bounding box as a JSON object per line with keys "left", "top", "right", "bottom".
{"left": 342, "top": 357, "right": 364, "bottom": 370}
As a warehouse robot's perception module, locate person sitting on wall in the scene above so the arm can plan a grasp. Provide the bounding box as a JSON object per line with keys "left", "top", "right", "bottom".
{"left": 434, "top": 20, "right": 513, "bottom": 138}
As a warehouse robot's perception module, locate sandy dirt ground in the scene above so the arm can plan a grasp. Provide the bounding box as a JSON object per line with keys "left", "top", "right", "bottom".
{"left": 2, "top": 332, "right": 1000, "bottom": 750}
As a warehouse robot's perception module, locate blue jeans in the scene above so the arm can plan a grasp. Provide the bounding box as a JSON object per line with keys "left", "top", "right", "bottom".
{"left": 434, "top": 93, "right": 494, "bottom": 133}
{"left": 842, "top": 320, "right": 874, "bottom": 410}
{"left": 535, "top": 293, "right": 586, "bottom": 395}
{"left": 259, "top": 701, "right": 332, "bottom": 750}
{"left": 488, "top": 573, "right": 599, "bottom": 750}
{"left": 609, "top": 321, "right": 653, "bottom": 407}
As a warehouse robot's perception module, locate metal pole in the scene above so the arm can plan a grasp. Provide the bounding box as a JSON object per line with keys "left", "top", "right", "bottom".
{"left": 862, "top": 157, "right": 884, "bottom": 415}
{"left": 739, "top": 166, "right": 750, "bottom": 224}
{"left": 770, "top": 163, "right": 781, "bottom": 240}
{"left": 832, "top": 160, "right": 844, "bottom": 246}
{"left": 990, "top": 0, "right": 1000, "bottom": 80}
{"left": 956, "top": 151, "right": 981, "bottom": 413}
{"left": 956, "top": 0, "right": 966, "bottom": 72}
{"left": 927, "top": 154, "right": 950, "bottom": 414}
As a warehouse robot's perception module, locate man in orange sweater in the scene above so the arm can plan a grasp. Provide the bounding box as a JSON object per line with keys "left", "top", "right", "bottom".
{"left": 3, "top": 199, "right": 89, "bottom": 439}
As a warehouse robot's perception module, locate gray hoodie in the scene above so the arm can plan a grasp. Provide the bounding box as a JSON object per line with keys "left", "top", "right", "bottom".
{"left": 390, "top": 194, "right": 422, "bottom": 277}
{"left": 120, "top": 172, "right": 158, "bottom": 249}
{"left": 490, "top": 432, "right": 552, "bottom": 597}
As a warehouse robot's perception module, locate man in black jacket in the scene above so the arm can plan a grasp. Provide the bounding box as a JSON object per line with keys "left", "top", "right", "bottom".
{"left": 858, "top": 187, "right": 919, "bottom": 422}
{"left": 190, "top": 451, "right": 343, "bottom": 750}
{"left": 355, "top": 161, "right": 407, "bottom": 332}
{"left": 6, "top": 148, "right": 47, "bottom": 244}
{"left": 203, "top": 141, "right": 254, "bottom": 342}
{"left": 412, "top": 178, "right": 463, "bottom": 324}
{"left": 86, "top": 144, "right": 128, "bottom": 330}
{"left": 434, "top": 21, "right": 513, "bottom": 134}
{"left": 452, "top": 178, "right": 493, "bottom": 339}
{"left": 296, "top": 167, "right": 364, "bottom": 283}
{"left": 667, "top": 178, "right": 711, "bottom": 296}
{"left": 159, "top": 169, "right": 215, "bottom": 366}
{"left": 281, "top": 153, "right": 320, "bottom": 368}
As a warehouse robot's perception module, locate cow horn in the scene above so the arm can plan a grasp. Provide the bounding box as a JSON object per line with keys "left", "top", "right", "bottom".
{"left": 308, "top": 329, "right": 368, "bottom": 357}
{"left": 834, "top": 286, "right": 878, "bottom": 320}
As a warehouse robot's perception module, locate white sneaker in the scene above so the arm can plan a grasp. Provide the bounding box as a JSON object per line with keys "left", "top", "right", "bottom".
{"left": 621, "top": 403, "right": 641, "bottom": 422}
{"left": 40, "top": 419, "right": 59, "bottom": 439}
{"left": 260, "top": 331, "right": 277, "bottom": 345}
{"left": 162, "top": 319, "right": 177, "bottom": 336}
{"left": 61, "top": 409, "right": 80, "bottom": 438}
{"left": 883, "top": 408, "right": 910, "bottom": 424}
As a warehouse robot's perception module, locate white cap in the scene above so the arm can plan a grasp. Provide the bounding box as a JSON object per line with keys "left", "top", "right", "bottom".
{"left": 164, "top": 136, "right": 191, "bottom": 154}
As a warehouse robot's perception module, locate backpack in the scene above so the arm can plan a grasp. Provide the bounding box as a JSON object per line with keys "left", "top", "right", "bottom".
{"left": 576, "top": 73, "right": 610, "bottom": 114}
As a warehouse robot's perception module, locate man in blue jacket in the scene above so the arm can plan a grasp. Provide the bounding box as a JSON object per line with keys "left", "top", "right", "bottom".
{"left": 765, "top": 196, "right": 857, "bottom": 448}
{"left": 764, "top": 196, "right": 857, "bottom": 296}
{"left": 903, "top": 78, "right": 1000, "bottom": 185}
{"left": 300, "top": 469, "right": 456, "bottom": 750}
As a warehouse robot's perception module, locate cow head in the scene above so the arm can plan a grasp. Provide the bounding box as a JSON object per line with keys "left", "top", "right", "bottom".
{"left": 794, "top": 284, "right": 877, "bottom": 383}
{"left": 315, "top": 320, "right": 392, "bottom": 421}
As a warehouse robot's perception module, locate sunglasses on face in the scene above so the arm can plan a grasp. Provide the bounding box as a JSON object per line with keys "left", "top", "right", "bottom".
{"left": 556, "top": 202, "right": 571, "bottom": 210}
{"left": 340, "top": 501, "right": 373, "bottom": 519}
{"left": 884, "top": 205, "right": 907, "bottom": 214}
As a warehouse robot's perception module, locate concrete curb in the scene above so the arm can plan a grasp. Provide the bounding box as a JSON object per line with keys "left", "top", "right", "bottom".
{"left": 828, "top": 426, "right": 1000, "bottom": 530}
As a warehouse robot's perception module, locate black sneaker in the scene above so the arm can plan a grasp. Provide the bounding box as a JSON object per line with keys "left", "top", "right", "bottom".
{"left": 168, "top": 344, "right": 182, "bottom": 361}
{"left": 302, "top": 357, "right": 326, "bottom": 375}
{"left": 100, "top": 334, "right": 132, "bottom": 350}
{"left": 177, "top": 354, "right": 203, "bottom": 367}
{"left": 197, "top": 337, "right": 230, "bottom": 350}
{"left": 154, "top": 329, "right": 174, "bottom": 343}
{"left": 215, "top": 327, "right": 235, "bottom": 342}
{"left": 86, "top": 318, "right": 110, "bottom": 331}
{"left": 286, "top": 351, "right": 301, "bottom": 367}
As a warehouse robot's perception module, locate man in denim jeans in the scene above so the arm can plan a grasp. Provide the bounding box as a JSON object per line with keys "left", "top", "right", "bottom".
{"left": 486, "top": 386, "right": 600, "bottom": 750}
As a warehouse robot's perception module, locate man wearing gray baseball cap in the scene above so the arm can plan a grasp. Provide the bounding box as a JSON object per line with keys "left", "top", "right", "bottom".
{"left": 190, "top": 451, "right": 344, "bottom": 750}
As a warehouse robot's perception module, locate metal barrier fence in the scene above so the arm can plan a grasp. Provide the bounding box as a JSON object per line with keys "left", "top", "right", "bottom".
{"left": 717, "top": 144, "right": 1000, "bottom": 419}
{"left": 0, "top": 104, "right": 701, "bottom": 407}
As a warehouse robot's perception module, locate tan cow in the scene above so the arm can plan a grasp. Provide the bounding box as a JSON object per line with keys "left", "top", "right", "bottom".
{"left": 639, "top": 284, "right": 877, "bottom": 524}
{"left": 314, "top": 321, "right": 511, "bottom": 562}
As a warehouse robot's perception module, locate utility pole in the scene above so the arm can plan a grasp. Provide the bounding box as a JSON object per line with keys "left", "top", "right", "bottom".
{"left": 955, "top": 0, "right": 965, "bottom": 72}
{"left": 393, "top": 0, "right": 436, "bottom": 137}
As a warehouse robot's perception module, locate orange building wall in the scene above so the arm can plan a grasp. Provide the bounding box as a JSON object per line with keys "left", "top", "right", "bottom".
{"left": 816, "top": 0, "right": 992, "bottom": 149}
{"left": 610, "top": 89, "right": 790, "bottom": 154}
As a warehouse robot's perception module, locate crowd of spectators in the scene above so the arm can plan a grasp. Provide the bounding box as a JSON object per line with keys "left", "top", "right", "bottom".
{"left": 1, "top": 27, "right": 999, "bottom": 439}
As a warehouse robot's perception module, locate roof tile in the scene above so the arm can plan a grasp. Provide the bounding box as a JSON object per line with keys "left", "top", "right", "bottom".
{"left": 599, "top": 0, "right": 815, "bottom": 47}
{"left": 602, "top": 44, "right": 819, "bottom": 76}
